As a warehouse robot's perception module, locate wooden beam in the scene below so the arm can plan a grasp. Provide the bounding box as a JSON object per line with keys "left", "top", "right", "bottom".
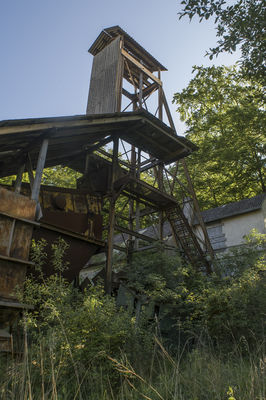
{"left": 135, "top": 128, "right": 167, "bottom": 155}
{"left": 122, "top": 88, "right": 134, "bottom": 100}
{"left": 113, "top": 244, "right": 127, "bottom": 252}
{"left": 26, "top": 155, "right": 35, "bottom": 190}
{"left": 114, "top": 225, "right": 156, "bottom": 243}
{"left": 31, "top": 139, "right": 49, "bottom": 202}
{"left": 121, "top": 49, "right": 162, "bottom": 86}
{"left": 105, "top": 137, "right": 119, "bottom": 295}
{"left": 158, "top": 71, "right": 163, "bottom": 121}
{"left": 120, "top": 191, "right": 158, "bottom": 210}
{"left": 140, "top": 158, "right": 162, "bottom": 172}
{"left": 122, "top": 83, "right": 157, "bottom": 103}
{"left": 84, "top": 135, "right": 113, "bottom": 154}
{"left": 182, "top": 159, "right": 215, "bottom": 265}
{"left": 0, "top": 114, "right": 142, "bottom": 136}
{"left": 161, "top": 89, "right": 176, "bottom": 132}
{"left": 143, "top": 118, "right": 192, "bottom": 153}
{"left": 139, "top": 64, "right": 143, "bottom": 108}
{"left": 14, "top": 164, "right": 25, "bottom": 193}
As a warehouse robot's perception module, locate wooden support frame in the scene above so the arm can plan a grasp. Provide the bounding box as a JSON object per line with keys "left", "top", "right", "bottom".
{"left": 105, "top": 137, "right": 119, "bottom": 294}
{"left": 14, "top": 164, "right": 25, "bottom": 193}
{"left": 84, "top": 27, "right": 216, "bottom": 293}
{"left": 121, "top": 49, "right": 162, "bottom": 86}
{"left": 31, "top": 139, "right": 49, "bottom": 202}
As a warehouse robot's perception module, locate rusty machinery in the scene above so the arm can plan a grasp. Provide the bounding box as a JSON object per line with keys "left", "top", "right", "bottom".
{"left": 0, "top": 26, "right": 214, "bottom": 351}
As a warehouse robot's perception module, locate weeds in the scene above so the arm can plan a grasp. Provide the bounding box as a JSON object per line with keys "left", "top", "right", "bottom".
{"left": 0, "top": 237, "right": 265, "bottom": 399}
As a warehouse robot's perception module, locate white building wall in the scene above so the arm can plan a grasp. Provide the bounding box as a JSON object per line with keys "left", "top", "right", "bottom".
{"left": 262, "top": 199, "right": 266, "bottom": 230}
{"left": 223, "top": 209, "right": 265, "bottom": 248}
{"left": 193, "top": 200, "right": 266, "bottom": 252}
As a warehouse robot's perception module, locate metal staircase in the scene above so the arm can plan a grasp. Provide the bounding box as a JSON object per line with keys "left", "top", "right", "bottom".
{"left": 166, "top": 205, "right": 212, "bottom": 274}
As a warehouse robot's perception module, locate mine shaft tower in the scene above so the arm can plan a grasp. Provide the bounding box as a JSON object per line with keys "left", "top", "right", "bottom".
{"left": 85, "top": 26, "right": 214, "bottom": 292}
{"left": 0, "top": 26, "right": 214, "bottom": 349}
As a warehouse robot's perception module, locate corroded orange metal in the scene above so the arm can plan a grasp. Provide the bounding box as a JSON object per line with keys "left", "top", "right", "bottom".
{"left": 0, "top": 187, "right": 36, "bottom": 301}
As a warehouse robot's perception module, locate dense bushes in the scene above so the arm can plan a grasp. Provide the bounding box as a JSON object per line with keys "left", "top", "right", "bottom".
{"left": 8, "top": 238, "right": 153, "bottom": 398}
{"left": 126, "top": 232, "right": 265, "bottom": 350}
{"left": 0, "top": 232, "right": 265, "bottom": 399}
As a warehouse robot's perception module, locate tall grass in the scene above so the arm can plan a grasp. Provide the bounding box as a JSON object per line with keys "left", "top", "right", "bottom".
{"left": 0, "top": 333, "right": 265, "bottom": 400}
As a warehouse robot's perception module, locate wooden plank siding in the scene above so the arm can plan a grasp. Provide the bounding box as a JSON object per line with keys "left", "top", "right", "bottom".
{"left": 86, "top": 37, "right": 123, "bottom": 114}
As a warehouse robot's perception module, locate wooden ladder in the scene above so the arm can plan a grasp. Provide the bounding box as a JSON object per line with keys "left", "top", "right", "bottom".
{"left": 166, "top": 205, "right": 212, "bottom": 274}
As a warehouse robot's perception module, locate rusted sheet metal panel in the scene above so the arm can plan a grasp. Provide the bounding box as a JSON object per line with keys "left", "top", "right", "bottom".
{"left": 0, "top": 259, "right": 27, "bottom": 300}
{"left": 39, "top": 189, "right": 103, "bottom": 240}
{"left": 86, "top": 36, "right": 123, "bottom": 114}
{"left": 32, "top": 226, "right": 102, "bottom": 282}
{"left": 20, "top": 184, "right": 103, "bottom": 240}
{"left": 42, "top": 210, "right": 90, "bottom": 235}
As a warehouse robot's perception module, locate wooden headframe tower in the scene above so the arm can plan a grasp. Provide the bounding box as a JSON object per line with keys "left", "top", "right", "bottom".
{"left": 0, "top": 26, "right": 215, "bottom": 350}
{"left": 86, "top": 26, "right": 214, "bottom": 293}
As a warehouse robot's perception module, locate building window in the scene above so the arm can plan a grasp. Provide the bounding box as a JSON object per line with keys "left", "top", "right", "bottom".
{"left": 207, "top": 223, "right": 226, "bottom": 250}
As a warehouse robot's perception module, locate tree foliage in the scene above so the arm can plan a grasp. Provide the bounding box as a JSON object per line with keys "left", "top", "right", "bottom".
{"left": 178, "top": 0, "right": 266, "bottom": 84}
{"left": 173, "top": 65, "right": 265, "bottom": 208}
{"left": 0, "top": 166, "right": 81, "bottom": 189}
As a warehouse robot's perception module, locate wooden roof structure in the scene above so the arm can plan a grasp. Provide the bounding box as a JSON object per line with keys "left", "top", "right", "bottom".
{"left": 89, "top": 26, "right": 167, "bottom": 72}
{"left": 114, "top": 175, "right": 179, "bottom": 210}
{"left": 0, "top": 110, "right": 197, "bottom": 178}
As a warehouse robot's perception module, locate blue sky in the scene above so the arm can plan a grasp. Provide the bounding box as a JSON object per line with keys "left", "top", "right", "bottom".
{"left": 0, "top": 0, "right": 239, "bottom": 133}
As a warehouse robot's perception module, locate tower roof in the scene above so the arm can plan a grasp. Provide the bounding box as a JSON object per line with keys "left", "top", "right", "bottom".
{"left": 88, "top": 26, "right": 167, "bottom": 72}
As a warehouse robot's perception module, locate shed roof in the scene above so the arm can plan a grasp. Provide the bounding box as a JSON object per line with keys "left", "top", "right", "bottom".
{"left": 0, "top": 110, "right": 196, "bottom": 177}
{"left": 195, "top": 193, "right": 266, "bottom": 224}
{"left": 88, "top": 26, "right": 167, "bottom": 72}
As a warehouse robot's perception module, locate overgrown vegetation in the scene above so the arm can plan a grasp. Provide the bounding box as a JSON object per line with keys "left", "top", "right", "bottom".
{"left": 1, "top": 233, "right": 265, "bottom": 399}
{"left": 0, "top": 3, "right": 265, "bottom": 397}
{"left": 173, "top": 65, "right": 265, "bottom": 208}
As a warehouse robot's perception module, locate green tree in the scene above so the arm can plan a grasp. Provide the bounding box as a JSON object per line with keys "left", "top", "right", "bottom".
{"left": 178, "top": 0, "right": 266, "bottom": 84}
{"left": 173, "top": 65, "right": 265, "bottom": 208}
{"left": 0, "top": 165, "right": 81, "bottom": 188}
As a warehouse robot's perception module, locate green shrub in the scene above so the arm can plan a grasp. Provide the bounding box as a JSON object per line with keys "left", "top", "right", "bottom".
{"left": 124, "top": 233, "right": 266, "bottom": 351}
